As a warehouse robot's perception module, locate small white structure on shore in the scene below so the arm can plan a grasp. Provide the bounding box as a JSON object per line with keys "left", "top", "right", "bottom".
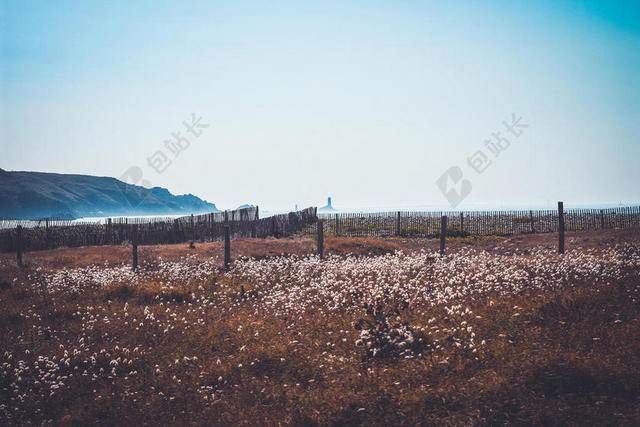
{"left": 319, "top": 197, "right": 337, "bottom": 212}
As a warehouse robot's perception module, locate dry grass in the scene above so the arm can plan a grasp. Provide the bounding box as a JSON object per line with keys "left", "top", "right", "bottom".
{"left": 1, "top": 229, "right": 639, "bottom": 425}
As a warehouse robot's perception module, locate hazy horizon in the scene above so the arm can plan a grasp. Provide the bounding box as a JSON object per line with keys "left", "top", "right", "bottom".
{"left": 2, "top": 1, "right": 639, "bottom": 211}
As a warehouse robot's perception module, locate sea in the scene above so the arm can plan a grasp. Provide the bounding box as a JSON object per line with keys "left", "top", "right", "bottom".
{"left": 77, "top": 202, "right": 638, "bottom": 222}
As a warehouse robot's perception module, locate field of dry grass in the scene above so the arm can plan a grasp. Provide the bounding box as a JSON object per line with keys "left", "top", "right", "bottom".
{"left": 1, "top": 229, "right": 639, "bottom": 425}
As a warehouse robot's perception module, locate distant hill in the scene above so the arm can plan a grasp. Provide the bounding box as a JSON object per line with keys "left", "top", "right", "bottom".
{"left": 0, "top": 169, "right": 220, "bottom": 220}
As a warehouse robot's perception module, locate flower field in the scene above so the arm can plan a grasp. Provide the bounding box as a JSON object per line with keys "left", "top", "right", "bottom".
{"left": 1, "top": 230, "right": 640, "bottom": 425}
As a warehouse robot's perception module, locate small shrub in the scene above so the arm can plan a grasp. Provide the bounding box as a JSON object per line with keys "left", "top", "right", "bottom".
{"left": 354, "top": 296, "right": 417, "bottom": 360}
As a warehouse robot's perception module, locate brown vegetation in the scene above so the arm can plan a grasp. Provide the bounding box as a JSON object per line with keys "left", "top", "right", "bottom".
{"left": 1, "top": 229, "right": 639, "bottom": 425}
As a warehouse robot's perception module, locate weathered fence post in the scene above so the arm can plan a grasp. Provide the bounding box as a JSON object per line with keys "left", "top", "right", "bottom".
{"left": 224, "top": 225, "right": 231, "bottom": 270}
{"left": 600, "top": 209, "right": 605, "bottom": 229}
{"left": 132, "top": 224, "right": 138, "bottom": 272}
{"left": 199, "top": 217, "right": 205, "bottom": 243}
{"left": 209, "top": 214, "right": 214, "bottom": 241}
{"left": 106, "top": 218, "right": 112, "bottom": 245}
{"left": 335, "top": 213, "right": 339, "bottom": 237}
{"left": 558, "top": 201, "right": 565, "bottom": 254}
{"left": 396, "top": 211, "right": 401, "bottom": 236}
{"left": 460, "top": 212, "right": 464, "bottom": 235}
{"left": 190, "top": 214, "right": 195, "bottom": 242}
{"left": 440, "top": 215, "right": 447, "bottom": 257}
{"left": 45, "top": 218, "right": 50, "bottom": 249}
{"left": 317, "top": 219, "right": 324, "bottom": 260}
{"left": 529, "top": 210, "right": 535, "bottom": 233}
{"left": 16, "top": 225, "right": 23, "bottom": 267}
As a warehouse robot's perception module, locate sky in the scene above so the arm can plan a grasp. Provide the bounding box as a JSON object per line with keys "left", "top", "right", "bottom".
{"left": 1, "top": 0, "right": 639, "bottom": 212}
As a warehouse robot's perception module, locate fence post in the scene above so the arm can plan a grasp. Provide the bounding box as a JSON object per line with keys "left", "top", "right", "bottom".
{"left": 224, "top": 225, "right": 231, "bottom": 270}
{"left": 106, "top": 218, "right": 112, "bottom": 245}
{"left": 45, "top": 218, "right": 51, "bottom": 249}
{"left": 529, "top": 210, "right": 535, "bottom": 233}
{"left": 440, "top": 215, "right": 447, "bottom": 256}
{"left": 460, "top": 212, "right": 464, "bottom": 234}
{"left": 190, "top": 214, "right": 195, "bottom": 242}
{"left": 16, "top": 225, "right": 23, "bottom": 267}
{"left": 271, "top": 216, "right": 276, "bottom": 237}
{"left": 396, "top": 211, "right": 401, "bottom": 236}
{"left": 558, "top": 201, "right": 565, "bottom": 254}
{"left": 317, "top": 219, "right": 324, "bottom": 260}
{"left": 132, "top": 224, "right": 138, "bottom": 272}
{"left": 600, "top": 209, "right": 605, "bottom": 229}
{"left": 335, "top": 214, "right": 339, "bottom": 237}
{"left": 251, "top": 221, "right": 257, "bottom": 238}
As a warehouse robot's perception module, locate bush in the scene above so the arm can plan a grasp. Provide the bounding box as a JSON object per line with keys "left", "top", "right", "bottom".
{"left": 354, "top": 296, "right": 417, "bottom": 360}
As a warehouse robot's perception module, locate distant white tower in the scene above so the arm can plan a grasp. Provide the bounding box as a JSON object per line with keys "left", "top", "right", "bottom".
{"left": 319, "top": 197, "right": 336, "bottom": 212}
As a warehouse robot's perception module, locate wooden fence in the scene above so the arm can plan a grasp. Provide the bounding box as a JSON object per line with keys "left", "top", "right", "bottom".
{"left": 2, "top": 205, "right": 639, "bottom": 254}
{"left": 306, "top": 206, "right": 640, "bottom": 238}
{"left": 0, "top": 206, "right": 318, "bottom": 253}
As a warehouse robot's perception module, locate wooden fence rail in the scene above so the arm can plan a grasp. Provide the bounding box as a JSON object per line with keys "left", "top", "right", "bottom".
{"left": 0, "top": 206, "right": 318, "bottom": 253}
{"left": 305, "top": 205, "right": 640, "bottom": 238}
{"left": 3, "top": 205, "right": 640, "bottom": 255}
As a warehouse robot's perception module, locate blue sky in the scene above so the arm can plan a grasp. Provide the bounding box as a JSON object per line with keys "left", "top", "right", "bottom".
{"left": 1, "top": 0, "right": 639, "bottom": 211}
